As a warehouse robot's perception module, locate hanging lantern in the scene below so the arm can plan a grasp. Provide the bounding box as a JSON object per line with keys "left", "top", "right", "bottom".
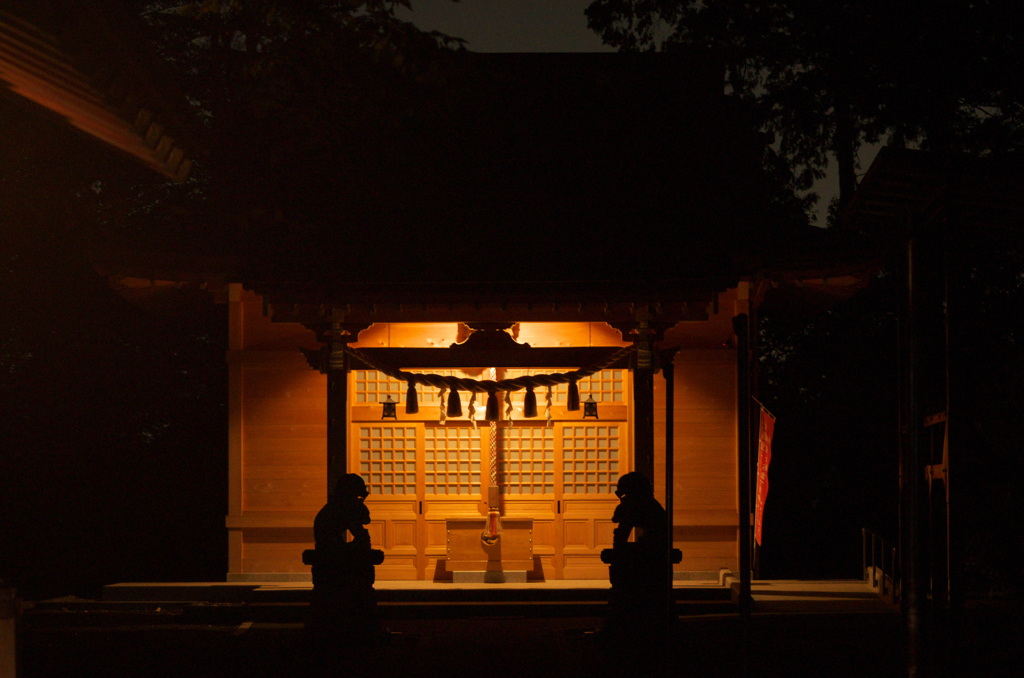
{"left": 381, "top": 394, "right": 398, "bottom": 420}
{"left": 522, "top": 385, "right": 538, "bottom": 418}
{"left": 567, "top": 377, "right": 580, "bottom": 411}
{"left": 405, "top": 381, "right": 419, "bottom": 414}
{"left": 485, "top": 391, "right": 500, "bottom": 422}
{"left": 583, "top": 394, "right": 599, "bottom": 419}
{"left": 447, "top": 388, "right": 463, "bottom": 417}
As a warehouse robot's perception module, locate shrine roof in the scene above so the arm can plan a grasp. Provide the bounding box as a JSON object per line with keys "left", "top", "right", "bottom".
{"left": 219, "top": 51, "right": 815, "bottom": 300}
{"left": 80, "top": 49, "right": 858, "bottom": 310}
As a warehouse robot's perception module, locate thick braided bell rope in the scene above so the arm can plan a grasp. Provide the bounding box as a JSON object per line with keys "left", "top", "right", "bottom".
{"left": 340, "top": 344, "right": 635, "bottom": 394}
{"left": 488, "top": 368, "right": 498, "bottom": 489}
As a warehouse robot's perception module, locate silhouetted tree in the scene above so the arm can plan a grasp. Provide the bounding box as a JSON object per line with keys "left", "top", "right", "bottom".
{"left": 0, "top": 0, "right": 461, "bottom": 597}
{"left": 586, "top": 1, "right": 1023, "bottom": 219}
{"left": 70, "top": 1, "right": 465, "bottom": 256}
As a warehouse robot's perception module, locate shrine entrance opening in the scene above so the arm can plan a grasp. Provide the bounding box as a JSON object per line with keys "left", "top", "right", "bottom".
{"left": 349, "top": 368, "right": 631, "bottom": 580}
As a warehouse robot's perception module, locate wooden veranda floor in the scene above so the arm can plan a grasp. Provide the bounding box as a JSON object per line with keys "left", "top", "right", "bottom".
{"left": 94, "top": 577, "right": 894, "bottom": 615}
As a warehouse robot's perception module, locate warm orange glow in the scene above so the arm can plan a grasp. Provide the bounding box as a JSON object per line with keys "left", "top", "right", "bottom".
{"left": 516, "top": 322, "right": 629, "bottom": 347}
{"left": 227, "top": 290, "right": 743, "bottom": 580}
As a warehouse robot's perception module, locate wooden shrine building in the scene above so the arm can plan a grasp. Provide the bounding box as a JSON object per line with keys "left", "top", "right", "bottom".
{"left": 223, "top": 282, "right": 753, "bottom": 581}
{"left": 200, "top": 52, "right": 828, "bottom": 583}
{"left": 9, "top": 6, "right": 1024, "bottom": 645}
{"left": 4, "top": 14, "right": 847, "bottom": 587}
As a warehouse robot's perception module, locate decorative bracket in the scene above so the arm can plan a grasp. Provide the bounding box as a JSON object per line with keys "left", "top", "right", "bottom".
{"left": 450, "top": 322, "right": 531, "bottom": 351}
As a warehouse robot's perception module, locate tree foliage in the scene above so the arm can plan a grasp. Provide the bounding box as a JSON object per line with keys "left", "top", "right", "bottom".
{"left": 83, "top": 1, "right": 465, "bottom": 254}
{"left": 1, "top": 1, "right": 465, "bottom": 596}
{"left": 585, "top": 1, "right": 1024, "bottom": 219}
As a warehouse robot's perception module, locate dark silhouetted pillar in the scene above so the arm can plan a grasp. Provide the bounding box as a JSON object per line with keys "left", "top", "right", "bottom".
{"left": 733, "top": 314, "right": 752, "bottom": 615}
{"left": 633, "top": 324, "right": 655, "bottom": 482}
{"left": 327, "top": 319, "right": 349, "bottom": 497}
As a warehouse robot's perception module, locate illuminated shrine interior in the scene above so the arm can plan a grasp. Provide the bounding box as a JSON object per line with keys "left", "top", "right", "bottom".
{"left": 224, "top": 285, "right": 748, "bottom": 582}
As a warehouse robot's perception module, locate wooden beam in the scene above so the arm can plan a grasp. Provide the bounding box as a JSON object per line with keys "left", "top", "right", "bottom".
{"left": 326, "top": 344, "right": 348, "bottom": 497}
{"left": 354, "top": 346, "right": 631, "bottom": 370}
{"left": 226, "top": 283, "right": 244, "bottom": 578}
{"left": 633, "top": 351, "right": 655, "bottom": 482}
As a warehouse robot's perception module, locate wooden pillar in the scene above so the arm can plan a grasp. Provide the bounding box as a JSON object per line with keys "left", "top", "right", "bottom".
{"left": 326, "top": 331, "right": 349, "bottom": 497}
{"left": 943, "top": 210, "right": 964, "bottom": 618}
{"left": 633, "top": 312, "right": 656, "bottom": 482}
{"left": 226, "top": 283, "right": 244, "bottom": 576}
{"left": 733, "top": 314, "right": 753, "bottom": 615}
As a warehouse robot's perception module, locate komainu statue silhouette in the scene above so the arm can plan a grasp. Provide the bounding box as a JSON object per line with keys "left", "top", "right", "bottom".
{"left": 304, "top": 473, "right": 385, "bottom": 652}
{"left": 601, "top": 472, "right": 681, "bottom": 635}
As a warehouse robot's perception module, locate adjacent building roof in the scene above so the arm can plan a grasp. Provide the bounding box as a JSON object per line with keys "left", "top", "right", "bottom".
{"left": 843, "top": 147, "right": 1024, "bottom": 245}
{"left": 0, "top": 1, "right": 195, "bottom": 180}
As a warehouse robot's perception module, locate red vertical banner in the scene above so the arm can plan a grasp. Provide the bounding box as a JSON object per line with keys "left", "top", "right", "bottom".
{"left": 754, "top": 407, "right": 775, "bottom": 547}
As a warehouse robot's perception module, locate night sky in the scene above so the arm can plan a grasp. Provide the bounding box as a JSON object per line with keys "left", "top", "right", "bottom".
{"left": 398, "top": 1, "right": 612, "bottom": 53}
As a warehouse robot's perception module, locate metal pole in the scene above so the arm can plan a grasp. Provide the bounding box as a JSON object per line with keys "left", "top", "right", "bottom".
{"left": 902, "top": 236, "right": 925, "bottom": 676}
{"left": 941, "top": 218, "right": 963, "bottom": 617}
{"left": 733, "top": 314, "right": 752, "bottom": 615}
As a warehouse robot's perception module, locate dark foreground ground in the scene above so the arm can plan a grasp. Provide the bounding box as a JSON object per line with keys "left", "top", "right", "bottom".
{"left": 15, "top": 602, "right": 1022, "bottom": 678}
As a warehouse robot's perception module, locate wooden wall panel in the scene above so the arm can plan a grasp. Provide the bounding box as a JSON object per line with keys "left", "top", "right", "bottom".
{"left": 242, "top": 369, "right": 325, "bottom": 399}
{"left": 242, "top": 557, "right": 307, "bottom": 574}
{"left": 392, "top": 521, "right": 417, "bottom": 549}
{"left": 245, "top": 424, "right": 327, "bottom": 440}
{"left": 229, "top": 291, "right": 329, "bottom": 575}
{"left": 532, "top": 520, "right": 555, "bottom": 548}
{"left": 653, "top": 348, "right": 739, "bottom": 572}
{"left": 243, "top": 440, "right": 326, "bottom": 457}
{"left": 426, "top": 521, "right": 447, "bottom": 548}
{"left": 563, "top": 555, "right": 606, "bottom": 579}
{"left": 595, "top": 520, "right": 615, "bottom": 548}
{"left": 564, "top": 521, "right": 590, "bottom": 548}
{"left": 377, "top": 557, "right": 418, "bottom": 580}
{"left": 244, "top": 407, "right": 328, "bottom": 426}
{"left": 367, "top": 522, "right": 385, "bottom": 547}
{"left": 241, "top": 362, "right": 327, "bottom": 516}
{"left": 674, "top": 525, "right": 739, "bottom": 571}
{"left": 243, "top": 493, "right": 322, "bottom": 510}
{"left": 243, "top": 479, "right": 325, "bottom": 500}
{"left": 242, "top": 528, "right": 314, "bottom": 574}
